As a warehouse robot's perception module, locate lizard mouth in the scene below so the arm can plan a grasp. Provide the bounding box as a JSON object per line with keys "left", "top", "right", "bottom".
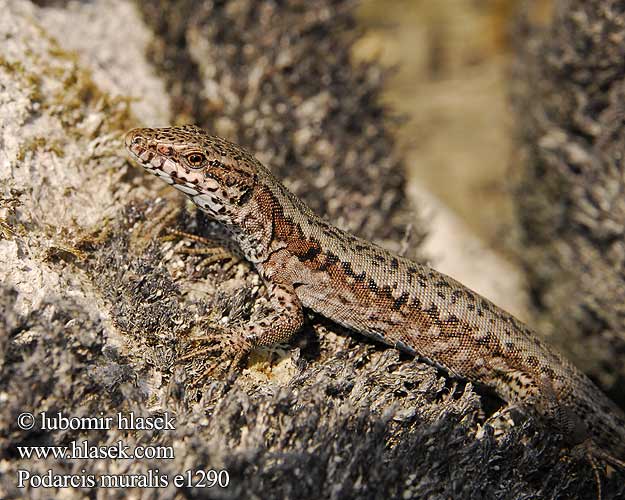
{"left": 124, "top": 129, "right": 151, "bottom": 163}
{"left": 124, "top": 128, "right": 177, "bottom": 186}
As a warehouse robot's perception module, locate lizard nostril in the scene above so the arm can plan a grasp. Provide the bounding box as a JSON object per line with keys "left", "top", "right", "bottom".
{"left": 125, "top": 129, "right": 147, "bottom": 149}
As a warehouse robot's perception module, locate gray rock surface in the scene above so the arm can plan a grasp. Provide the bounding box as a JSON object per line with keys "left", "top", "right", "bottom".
{"left": 0, "top": 1, "right": 621, "bottom": 499}
{"left": 512, "top": 0, "right": 625, "bottom": 405}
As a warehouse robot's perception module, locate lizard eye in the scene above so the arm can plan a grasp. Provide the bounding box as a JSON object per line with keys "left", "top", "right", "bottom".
{"left": 185, "top": 152, "right": 207, "bottom": 169}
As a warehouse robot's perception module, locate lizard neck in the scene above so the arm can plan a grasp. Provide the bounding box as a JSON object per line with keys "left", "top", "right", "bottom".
{"left": 225, "top": 168, "right": 316, "bottom": 264}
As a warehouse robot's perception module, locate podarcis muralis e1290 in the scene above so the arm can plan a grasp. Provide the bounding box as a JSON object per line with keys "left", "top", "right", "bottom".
{"left": 125, "top": 124, "right": 625, "bottom": 475}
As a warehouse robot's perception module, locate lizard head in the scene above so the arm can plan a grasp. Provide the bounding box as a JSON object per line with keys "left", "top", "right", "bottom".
{"left": 125, "top": 125, "right": 258, "bottom": 222}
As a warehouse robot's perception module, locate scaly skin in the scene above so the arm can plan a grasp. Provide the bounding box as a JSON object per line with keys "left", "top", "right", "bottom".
{"left": 125, "top": 125, "right": 625, "bottom": 464}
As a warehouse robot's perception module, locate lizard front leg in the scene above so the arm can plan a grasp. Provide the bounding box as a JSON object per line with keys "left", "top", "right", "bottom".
{"left": 182, "top": 276, "right": 304, "bottom": 379}
{"left": 246, "top": 280, "right": 305, "bottom": 348}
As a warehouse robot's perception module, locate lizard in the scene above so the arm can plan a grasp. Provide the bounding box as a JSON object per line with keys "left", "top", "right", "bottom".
{"left": 124, "top": 124, "right": 625, "bottom": 473}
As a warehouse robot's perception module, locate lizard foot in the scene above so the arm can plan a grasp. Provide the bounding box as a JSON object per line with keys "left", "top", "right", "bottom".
{"left": 565, "top": 439, "right": 625, "bottom": 500}
{"left": 179, "top": 328, "right": 253, "bottom": 384}
{"left": 163, "top": 228, "right": 241, "bottom": 268}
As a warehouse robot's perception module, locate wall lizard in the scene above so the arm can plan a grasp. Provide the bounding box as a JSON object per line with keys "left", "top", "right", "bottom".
{"left": 125, "top": 125, "right": 625, "bottom": 472}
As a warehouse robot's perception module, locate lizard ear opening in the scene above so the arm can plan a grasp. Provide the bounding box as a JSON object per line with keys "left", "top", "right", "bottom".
{"left": 235, "top": 183, "right": 254, "bottom": 206}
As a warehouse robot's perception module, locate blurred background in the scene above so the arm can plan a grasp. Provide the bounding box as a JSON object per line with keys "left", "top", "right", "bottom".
{"left": 355, "top": 0, "right": 552, "bottom": 245}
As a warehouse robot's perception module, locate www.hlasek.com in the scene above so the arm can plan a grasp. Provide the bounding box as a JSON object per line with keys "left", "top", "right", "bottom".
{"left": 15, "top": 411, "right": 230, "bottom": 489}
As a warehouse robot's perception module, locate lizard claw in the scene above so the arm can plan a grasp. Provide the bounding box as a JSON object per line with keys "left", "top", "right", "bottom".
{"left": 163, "top": 228, "right": 241, "bottom": 269}
{"left": 179, "top": 328, "right": 253, "bottom": 384}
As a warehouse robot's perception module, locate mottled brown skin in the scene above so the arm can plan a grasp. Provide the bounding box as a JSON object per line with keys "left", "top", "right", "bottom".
{"left": 125, "top": 125, "right": 625, "bottom": 464}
